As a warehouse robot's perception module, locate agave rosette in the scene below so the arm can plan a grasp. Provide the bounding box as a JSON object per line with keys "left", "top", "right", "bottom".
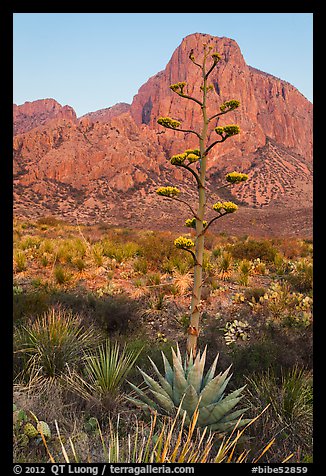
{"left": 127, "top": 345, "right": 251, "bottom": 432}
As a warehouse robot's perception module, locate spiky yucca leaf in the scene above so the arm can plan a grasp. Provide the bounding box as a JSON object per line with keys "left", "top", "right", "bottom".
{"left": 127, "top": 344, "right": 250, "bottom": 432}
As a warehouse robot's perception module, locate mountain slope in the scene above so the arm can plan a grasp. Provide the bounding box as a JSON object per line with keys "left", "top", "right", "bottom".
{"left": 13, "top": 33, "right": 313, "bottom": 237}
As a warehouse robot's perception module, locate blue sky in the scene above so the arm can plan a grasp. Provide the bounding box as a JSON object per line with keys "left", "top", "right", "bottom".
{"left": 13, "top": 13, "right": 313, "bottom": 117}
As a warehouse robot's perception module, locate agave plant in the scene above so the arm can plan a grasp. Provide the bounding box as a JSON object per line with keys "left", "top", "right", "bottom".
{"left": 127, "top": 345, "right": 251, "bottom": 432}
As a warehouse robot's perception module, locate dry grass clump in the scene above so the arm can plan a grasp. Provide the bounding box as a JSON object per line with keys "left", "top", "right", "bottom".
{"left": 245, "top": 366, "right": 313, "bottom": 462}
{"left": 172, "top": 269, "right": 193, "bottom": 295}
{"left": 38, "top": 406, "right": 293, "bottom": 464}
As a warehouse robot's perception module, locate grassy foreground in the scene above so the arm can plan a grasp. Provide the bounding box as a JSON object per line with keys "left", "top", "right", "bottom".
{"left": 13, "top": 217, "right": 313, "bottom": 463}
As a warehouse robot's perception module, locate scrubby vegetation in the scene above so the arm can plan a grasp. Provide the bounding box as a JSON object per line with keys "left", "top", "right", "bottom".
{"left": 13, "top": 218, "right": 313, "bottom": 463}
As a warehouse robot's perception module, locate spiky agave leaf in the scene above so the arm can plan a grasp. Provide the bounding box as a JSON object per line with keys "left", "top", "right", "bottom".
{"left": 187, "top": 347, "right": 207, "bottom": 394}
{"left": 147, "top": 356, "right": 173, "bottom": 399}
{"left": 181, "top": 384, "right": 199, "bottom": 416}
{"left": 171, "top": 348, "right": 188, "bottom": 404}
{"left": 127, "top": 380, "right": 159, "bottom": 411}
{"left": 161, "top": 351, "right": 174, "bottom": 386}
{"left": 149, "top": 389, "right": 175, "bottom": 414}
{"left": 202, "top": 353, "right": 219, "bottom": 387}
{"left": 137, "top": 367, "right": 171, "bottom": 402}
{"left": 198, "top": 396, "right": 244, "bottom": 427}
{"left": 199, "top": 366, "right": 232, "bottom": 406}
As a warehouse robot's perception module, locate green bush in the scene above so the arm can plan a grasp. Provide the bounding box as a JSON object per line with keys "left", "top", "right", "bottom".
{"left": 231, "top": 341, "right": 278, "bottom": 380}
{"left": 102, "top": 239, "right": 139, "bottom": 262}
{"left": 82, "top": 339, "right": 142, "bottom": 412}
{"left": 228, "top": 239, "right": 278, "bottom": 262}
{"left": 138, "top": 233, "right": 181, "bottom": 270}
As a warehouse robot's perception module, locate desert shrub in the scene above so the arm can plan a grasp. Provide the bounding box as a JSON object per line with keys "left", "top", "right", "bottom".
{"left": 36, "top": 216, "right": 62, "bottom": 227}
{"left": 56, "top": 239, "right": 87, "bottom": 264}
{"left": 230, "top": 340, "right": 279, "bottom": 382}
{"left": 14, "top": 250, "right": 27, "bottom": 272}
{"left": 101, "top": 239, "right": 139, "bottom": 262}
{"left": 54, "top": 265, "right": 72, "bottom": 285}
{"left": 172, "top": 269, "right": 192, "bottom": 295}
{"left": 245, "top": 366, "right": 313, "bottom": 462}
{"left": 133, "top": 257, "right": 148, "bottom": 274}
{"left": 264, "top": 281, "right": 313, "bottom": 328}
{"left": 39, "top": 239, "right": 55, "bottom": 254}
{"left": 19, "top": 236, "right": 42, "bottom": 251}
{"left": 272, "top": 252, "right": 291, "bottom": 275}
{"left": 138, "top": 233, "right": 182, "bottom": 270}
{"left": 237, "top": 259, "right": 252, "bottom": 286}
{"left": 228, "top": 239, "right": 278, "bottom": 262}
{"left": 274, "top": 238, "right": 312, "bottom": 260}
{"left": 14, "top": 306, "right": 101, "bottom": 393}
{"left": 286, "top": 258, "right": 313, "bottom": 293}
{"left": 91, "top": 242, "right": 104, "bottom": 266}
{"left": 47, "top": 291, "right": 139, "bottom": 336}
{"left": 211, "top": 246, "right": 223, "bottom": 259}
{"left": 244, "top": 287, "right": 267, "bottom": 303}
{"left": 146, "top": 272, "right": 161, "bottom": 286}
{"left": 82, "top": 294, "right": 139, "bottom": 335}
{"left": 216, "top": 250, "right": 233, "bottom": 280}
{"left": 161, "top": 253, "right": 193, "bottom": 274}
{"left": 73, "top": 257, "right": 86, "bottom": 271}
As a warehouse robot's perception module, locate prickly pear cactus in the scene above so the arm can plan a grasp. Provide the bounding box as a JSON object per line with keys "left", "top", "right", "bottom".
{"left": 17, "top": 434, "right": 29, "bottom": 447}
{"left": 24, "top": 423, "right": 39, "bottom": 439}
{"left": 37, "top": 421, "right": 51, "bottom": 439}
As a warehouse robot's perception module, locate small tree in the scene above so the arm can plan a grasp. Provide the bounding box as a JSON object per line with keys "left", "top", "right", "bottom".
{"left": 156, "top": 43, "right": 248, "bottom": 358}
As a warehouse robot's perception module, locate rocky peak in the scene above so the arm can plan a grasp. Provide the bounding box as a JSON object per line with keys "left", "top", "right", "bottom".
{"left": 130, "top": 32, "right": 312, "bottom": 164}
{"left": 13, "top": 98, "right": 77, "bottom": 135}
{"left": 80, "top": 102, "right": 131, "bottom": 123}
{"left": 13, "top": 33, "right": 312, "bottom": 237}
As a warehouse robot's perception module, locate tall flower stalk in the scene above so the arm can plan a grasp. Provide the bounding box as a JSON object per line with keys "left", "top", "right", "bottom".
{"left": 156, "top": 44, "right": 248, "bottom": 358}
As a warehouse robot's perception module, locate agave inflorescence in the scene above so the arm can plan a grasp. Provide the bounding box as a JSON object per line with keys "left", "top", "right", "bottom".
{"left": 127, "top": 345, "right": 251, "bottom": 432}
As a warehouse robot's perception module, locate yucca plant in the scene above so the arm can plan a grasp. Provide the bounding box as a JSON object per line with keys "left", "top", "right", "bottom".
{"left": 217, "top": 251, "right": 233, "bottom": 280}
{"left": 127, "top": 344, "right": 250, "bottom": 432}
{"left": 83, "top": 340, "right": 142, "bottom": 407}
{"left": 14, "top": 306, "right": 101, "bottom": 393}
{"left": 237, "top": 259, "right": 252, "bottom": 286}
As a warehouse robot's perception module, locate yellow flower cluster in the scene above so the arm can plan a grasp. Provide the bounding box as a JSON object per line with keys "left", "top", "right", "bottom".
{"left": 156, "top": 186, "right": 181, "bottom": 198}
{"left": 212, "top": 52, "right": 221, "bottom": 62}
{"left": 225, "top": 171, "right": 249, "bottom": 184}
{"left": 170, "top": 82, "right": 187, "bottom": 94}
{"left": 223, "top": 125, "right": 240, "bottom": 136}
{"left": 214, "top": 124, "right": 240, "bottom": 138}
{"left": 213, "top": 201, "right": 238, "bottom": 214}
{"left": 170, "top": 149, "right": 200, "bottom": 166}
{"left": 220, "top": 100, "right": 240, "bottom": 112}
{"left": 185, "top": 217, "right": 207, "bottom": 229}
{"left": 157, "top": 117, "right": 181, "bottom": 129}
{"left": 174, "top": 236, "right": 195, "bottom": 249}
